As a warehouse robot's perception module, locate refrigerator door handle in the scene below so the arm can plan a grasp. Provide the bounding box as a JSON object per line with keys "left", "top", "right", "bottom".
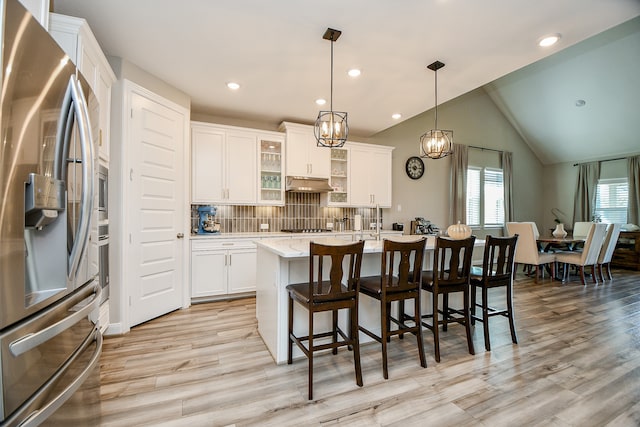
{"left": 9, "top": 328, "right": 102, "bottom": 427}
{"left": 8, "top": 284, "right": 101, "bottom": 357}
{"left": 63, "top": 75, "right": 95, "bottom": 280}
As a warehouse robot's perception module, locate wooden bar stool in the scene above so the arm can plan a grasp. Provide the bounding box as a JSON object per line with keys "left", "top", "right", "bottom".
{"left": 358, "top": 238, "right": 427, "bottom": 379}
{"left": 286, "top": 240, "right": 364, "bottom": 400}
{"left": 470, "top": 234, "right": 518, "bottom": 351}
{"left": 420, "top": 236, "right": 476, "bottom": 362}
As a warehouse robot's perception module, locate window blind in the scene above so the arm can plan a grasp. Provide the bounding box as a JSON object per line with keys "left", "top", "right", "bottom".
{"left": 466, "top": 167, "right": 480, "bottom": 226}
{"left": 594, "top": 178, "right": 628, "bottom": 224}
{"left": 466, "top": 166, "right": 504, "bottom": 228}
{"left": 484, "top": 168, "right": 504, "bottom": 226}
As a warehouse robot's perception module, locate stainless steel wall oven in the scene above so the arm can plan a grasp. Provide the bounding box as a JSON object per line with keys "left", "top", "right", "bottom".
{"left": 98, "top": 164, "right": 108, "bottom": 222}
{"left": 98, "top": 224, "right": 109, "bottom": 304}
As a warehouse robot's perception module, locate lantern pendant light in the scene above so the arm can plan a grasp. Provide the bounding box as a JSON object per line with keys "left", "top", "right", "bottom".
{"left": 314, "top": 28, "right": 348, "bottom": 148}
{"left": 419, "top": 60, "right": 453, "bottom": 159}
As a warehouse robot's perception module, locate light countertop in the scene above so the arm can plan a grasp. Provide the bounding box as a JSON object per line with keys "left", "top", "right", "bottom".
{"left": 256, "top": 235, "right": 436, "bottom": 258}
{"left": 189, "top": 230, "right": 404, "bottom": 240}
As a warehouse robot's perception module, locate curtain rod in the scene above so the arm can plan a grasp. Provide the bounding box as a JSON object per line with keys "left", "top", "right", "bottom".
{"left": 573, "top": 156, "right": 627, "bottom": 167}
{"left": 468, "top": 145, "right": 503, "bottom": 154}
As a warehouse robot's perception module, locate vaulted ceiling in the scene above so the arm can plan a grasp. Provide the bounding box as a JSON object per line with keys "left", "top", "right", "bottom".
{"left": 486, "top": 16, "right": 640, "bottom": 165}
{"left": 53, "top": 0, "right": 640, "bottom": 165}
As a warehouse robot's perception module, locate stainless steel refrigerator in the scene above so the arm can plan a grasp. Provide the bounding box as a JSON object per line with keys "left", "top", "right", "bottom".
{"left": 0, "top": 0, "right": 102, "bottom": 425}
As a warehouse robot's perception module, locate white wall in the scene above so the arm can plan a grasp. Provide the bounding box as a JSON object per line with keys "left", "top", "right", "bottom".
{"left": 107, "top": 57, "right": 190, "bottom": 109}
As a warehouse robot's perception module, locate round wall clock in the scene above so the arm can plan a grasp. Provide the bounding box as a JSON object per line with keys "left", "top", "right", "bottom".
{"left": 405, "top": 156, "right": 425, "bottom": 179}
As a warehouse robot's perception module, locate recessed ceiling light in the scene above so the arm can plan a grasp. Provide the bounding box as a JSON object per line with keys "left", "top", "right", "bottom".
{"left": 348, "top": 69, "right": 361, "bottom": 77}
{"left": 538, "top": 33, "right": 561, "bottom": 47}
{"left": 226, "top": 82, "right": 240, "bottom": 90}
{"left": 392, "top": 113, "right": 402, "bottom": 120}
{"left": 575, "top": 99, "right": 586, "bottom": 107}
{"left": 315, "top": 98, "right": 326, "bottom": 105}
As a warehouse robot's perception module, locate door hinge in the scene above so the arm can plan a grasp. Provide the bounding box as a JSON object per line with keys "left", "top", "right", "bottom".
{"left": 131, "top": 108, "right": 133, "bottom": 118}
{"left": 129, "top": 296, "right": 132, "bottom": 306}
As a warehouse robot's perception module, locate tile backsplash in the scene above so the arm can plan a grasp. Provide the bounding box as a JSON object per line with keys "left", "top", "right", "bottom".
{"left": 192, "top": 193, "right": 381, "bottom": 234}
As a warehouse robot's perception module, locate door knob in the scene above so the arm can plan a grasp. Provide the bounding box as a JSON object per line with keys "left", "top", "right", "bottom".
{"left": 177, "top": 233, "right": 184, "bottom": 239}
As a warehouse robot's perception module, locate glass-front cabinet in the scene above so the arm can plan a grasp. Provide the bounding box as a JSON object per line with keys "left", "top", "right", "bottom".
{"left": 258, "top": 135, "right": 285, "bottom": 205}
{"left": 323, "top": 147, "right": 349, "bottom": 206}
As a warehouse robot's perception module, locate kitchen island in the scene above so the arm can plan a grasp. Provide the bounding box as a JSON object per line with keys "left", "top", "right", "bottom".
{"left": 255, "top": 236, "right": 484, "bottom": 364}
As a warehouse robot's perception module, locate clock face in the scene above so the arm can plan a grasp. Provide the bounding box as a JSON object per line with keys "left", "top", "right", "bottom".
{"left": 405, "top": 156, "right": 425, "bottom": 179}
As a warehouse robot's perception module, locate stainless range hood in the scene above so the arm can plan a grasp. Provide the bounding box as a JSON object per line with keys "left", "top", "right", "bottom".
{"left": 285, "top": 176, "right": 334, "bottom": 193}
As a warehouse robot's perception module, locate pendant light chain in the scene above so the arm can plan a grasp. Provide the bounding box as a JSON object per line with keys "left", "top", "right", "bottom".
{"left": 433, "top": 66, "right": 438, "bottom": 130}
{"left": 314, "top": 27, "right": 348, "bottom": 148}
{"left": 419, "top": 60, "right": 453, "bottom": 159}
{"left": 330, "top": 34, "right": 334, "bottom": 115}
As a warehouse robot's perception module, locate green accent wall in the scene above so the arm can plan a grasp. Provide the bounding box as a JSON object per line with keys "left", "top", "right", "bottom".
{"left": 368, "top": 87, "right": 545, "bottom": 236}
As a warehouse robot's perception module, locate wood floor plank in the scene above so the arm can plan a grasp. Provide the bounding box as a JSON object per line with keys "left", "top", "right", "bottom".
{"left": 95, "top": 269, "right": 640, "bottom": 426}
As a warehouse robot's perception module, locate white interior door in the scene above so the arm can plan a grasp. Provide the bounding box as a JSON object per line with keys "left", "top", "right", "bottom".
{"left": 129, "top": 91, "right": 185, "bottom": 327}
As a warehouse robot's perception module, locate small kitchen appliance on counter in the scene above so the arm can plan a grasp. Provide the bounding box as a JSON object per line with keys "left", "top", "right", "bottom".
{"left": 334, "top": 217, "right": 349, "bottom": 232}
{"left": 410, "top": 217, "right": 439, "bottom": 235}
{"left": 197, "top": 206, "right": 220, "bottom": 234}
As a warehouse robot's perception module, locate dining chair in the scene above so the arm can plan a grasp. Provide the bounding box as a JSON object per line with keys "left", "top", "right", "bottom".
{"left": 470, "top": 235, "right": 518, "bottom": 351}
{"left": 420, "top": 236, "right": 476, "bottom": 363}
{"left": 522, "top": 221, "right": 540, "bottom": 239}
{"left": 286, "top": 240, "right": 365, "bottom": 400}
{"left": 572, "top": 222, "right": 593, "bottom": 239}
{"left": 555, "top": 223, "right": 607, "bottom": 285}
{"left": 596, "top": 223, "right": 622, "bottom": 281}
{"left": 520, "top": 221, "right": 540, "bottom": 274}
{"left": 359, "top": 238, "right": 427, "bottom": 379}
{"left": 506, "top": 222, "right": 555, "bottom": 282}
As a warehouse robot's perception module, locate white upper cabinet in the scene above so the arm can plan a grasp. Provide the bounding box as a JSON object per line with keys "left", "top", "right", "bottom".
{"left": 191, "top": 125, "right": 224, "bottom": 203}
{"left": 19, "top": 0, "right": 49, "bottom": 28}
{"left": 321, "top": 146, "right": 350, "bottom": 206}
{"left": 349, "top": 143, "right": 394, "bottom": 208}
{"left": 257, "top": 133, "right": 286, "bottom": 206}
{"left": 280, "top": 122, "right": 330, "bottom": 179}
{"left": 49, "top": 13, "right": 116, "bottom": 162}
{"left": 191, "top": 122, "right": 257, "bottom": 205}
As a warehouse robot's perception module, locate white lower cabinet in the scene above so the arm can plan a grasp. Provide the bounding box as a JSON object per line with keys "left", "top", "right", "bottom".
{"left": 191, "top": 239, "right": 257, "bottom": 298}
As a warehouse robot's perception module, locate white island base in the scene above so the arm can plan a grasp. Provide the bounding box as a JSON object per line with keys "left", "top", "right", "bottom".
{"left": 255, "top": 236, "right": 484, "bottom": 364}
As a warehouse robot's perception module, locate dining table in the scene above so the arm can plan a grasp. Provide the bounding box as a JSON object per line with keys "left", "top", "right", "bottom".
{"left": 536, "top": 236, "right": 586, "bottom": 279}
{"left": 537, "top": 236, "right": 585, "bottom": 252}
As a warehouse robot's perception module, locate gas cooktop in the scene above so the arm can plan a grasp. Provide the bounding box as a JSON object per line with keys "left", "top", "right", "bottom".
{"left": 280, "top": 228, "right": 332, "bottom": 233}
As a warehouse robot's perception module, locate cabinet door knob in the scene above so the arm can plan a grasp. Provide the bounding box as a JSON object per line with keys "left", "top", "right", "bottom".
{"left": 177, "top": 233, "right": 184, "bottom": 239}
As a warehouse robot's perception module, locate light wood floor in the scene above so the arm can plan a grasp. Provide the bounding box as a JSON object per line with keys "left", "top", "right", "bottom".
{"left": 97, "top": 269, "right": 640, "bottom": 426}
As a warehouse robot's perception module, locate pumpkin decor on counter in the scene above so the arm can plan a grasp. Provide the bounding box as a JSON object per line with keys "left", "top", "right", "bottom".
{"left": 447, "top": 221, "right": 472, "bottom": 240}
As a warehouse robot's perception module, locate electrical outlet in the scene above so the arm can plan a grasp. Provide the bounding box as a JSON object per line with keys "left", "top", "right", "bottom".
{"left": 370, "top": 222, "right": 377, "bottom": 229}
{"left": 260, "top": 223, "right": 269, "bottom": 230}
{"left": 327, "top": 222, "right": 334, "bottom": 229}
